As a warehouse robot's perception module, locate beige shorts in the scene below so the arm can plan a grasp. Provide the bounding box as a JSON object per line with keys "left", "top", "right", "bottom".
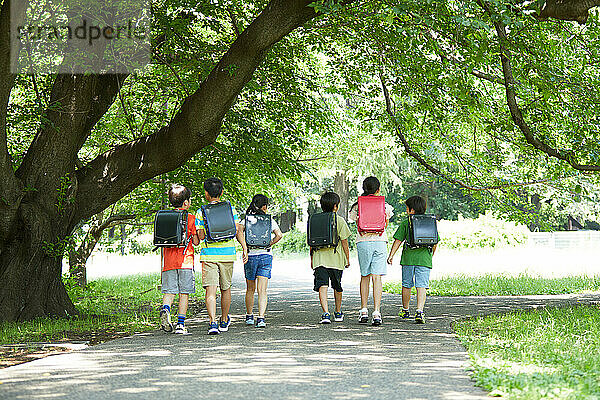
{"left": 202, "top": 261, "right": 234, "bottom": 290}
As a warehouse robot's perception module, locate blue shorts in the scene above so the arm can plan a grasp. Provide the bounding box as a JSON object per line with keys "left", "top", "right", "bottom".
{"left": 244, "top": 254, "right": 273, "bottom": 280}
{"left": 402, "top": 265, "right": 431, "bottom": 288}
{"left": 357, "top": 241, "right": 387, "bottom": 276}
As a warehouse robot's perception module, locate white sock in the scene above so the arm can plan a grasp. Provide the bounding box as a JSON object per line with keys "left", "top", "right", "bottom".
{"left": 416, "top": 309, "right": 423, "bottom": 313}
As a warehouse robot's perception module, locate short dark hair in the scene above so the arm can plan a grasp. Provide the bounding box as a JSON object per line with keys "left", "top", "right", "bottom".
{"left": 169, "top": 184, "right": 191, "bottom": 208}
{"left": 362, "top": 176, "right": 380, "bottom": 196}
{"left": 405, "top": 195, "right": 426, "bottom": 214}
{"left": 320, "top": 191, "right": 340, "bottom": 213}
{"left": 204, "top": 177, "right": 223, "bottom": 198}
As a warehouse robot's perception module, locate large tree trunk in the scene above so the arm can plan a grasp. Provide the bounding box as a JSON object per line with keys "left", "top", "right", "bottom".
{"left": 0, "top": 205, "right": 76, "bottom": 321}
{"left": 278, "top": 210, "right": 297, "bottom": 233}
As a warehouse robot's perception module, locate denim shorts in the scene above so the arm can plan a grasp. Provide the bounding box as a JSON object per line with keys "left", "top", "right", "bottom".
{"left": 161, "top": 269, "right": 195, "bottom": 294}
{"left": 402, "top": 265, "right": 431, "bottom": 288}
{"left": 357, "top": 241, "right": 388, "bottom": 276}
{"left": 244, "top": 254, "right": 273, "bottom": 280}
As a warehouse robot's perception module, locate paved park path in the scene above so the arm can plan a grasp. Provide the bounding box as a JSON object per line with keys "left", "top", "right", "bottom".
{"left": 1, "top": 270, "right": 599, "bottom": 400}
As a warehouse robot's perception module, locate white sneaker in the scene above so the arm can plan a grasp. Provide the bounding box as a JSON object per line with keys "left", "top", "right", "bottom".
{"left": 372, "top": 311, "right": 382, "bottom": 326}
{"left": 218, "top": 316, "right": 231, "bottom": 332}
{"left": 358, "top": 308, "right": 368, "bottom": 323}
{"left": 160, "top": 309, "right": 173, "bottom": 332}
{"left": 174, "top": 323, "right": 188, "bottom": 334}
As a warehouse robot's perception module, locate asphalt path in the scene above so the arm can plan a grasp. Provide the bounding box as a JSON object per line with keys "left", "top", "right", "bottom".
{"left": 1, "top": 268, "right": 599, "bottom": 400}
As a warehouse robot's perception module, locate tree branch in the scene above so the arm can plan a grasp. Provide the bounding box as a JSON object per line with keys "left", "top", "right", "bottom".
{"left": 535, "top": 0, "right": 600, "bottom": 24}
{"left": 15, "top": 73, "right": 128, "bottom": 203}
{"left": 228, "top": 6, "right": 241, "bottom": 37}
{"left": 0, "top": 0, "right": 25, "bottom": 190}
{"left": 0, "top": 0, "right": 27, "bottom": 244}
{"left": 379, "top": 74, "right": 550, "bottom": 191}
{"left": 72, "top": 0, "right": 320, "bottom": 223}
{"left": 479, "top": 0, "right": 600, "bottom": 172}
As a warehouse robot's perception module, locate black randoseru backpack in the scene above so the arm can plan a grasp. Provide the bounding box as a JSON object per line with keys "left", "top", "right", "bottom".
{"left": 408, "top": 214, "right": 439, "bottom": 249}
{"left": 201, "top": 201, "right": 237, "bottom": 243}
{"left": 307, "top": 212, "right": 338, "bottom": 249}
{"left": 245, "top": 214, "right": 272, "bottom": 249}
{"left": 154, "top": 210, "right": 188, "bottom": 247}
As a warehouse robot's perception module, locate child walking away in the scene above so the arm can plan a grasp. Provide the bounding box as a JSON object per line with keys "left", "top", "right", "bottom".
{"left": 348, "top": 177, "right": 393, "bottom": 326}
{"left": 239, "top": 194, "right": 283, "bottom": 328}
{"left": 307, "top": 192, "right": 351, "bottom": 324}
{"left": 197, "top": 178, "right": 248, "bottom": 335}
{"left": 387, "top": 196, "right": 437, "bottom": 324}
{"left": 158, "top": 184, "right": 199, "bottom": 335}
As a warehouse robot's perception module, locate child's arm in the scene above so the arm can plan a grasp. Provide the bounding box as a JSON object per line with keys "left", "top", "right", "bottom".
{"left": 236, "top": 222, "right": 248, "bottom": 264}
{"left": 271, "top": 228, "right": 283, "bottom": 247}
{"left": 191, "top": 232, "right": 200, "bottom": 246}
{"left": 341, "top": 238, "right": 350, "bottom": 268}
{"left": 432, "top": 244, "right": 437, "bottom": 256}
{"left": 387, "top": 239, "right": 403, "bottom": 264}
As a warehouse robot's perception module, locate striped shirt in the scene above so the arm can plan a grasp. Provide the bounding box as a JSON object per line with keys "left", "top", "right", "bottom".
{"left": 195, "top": 202, "right": 239, "bottom": 262}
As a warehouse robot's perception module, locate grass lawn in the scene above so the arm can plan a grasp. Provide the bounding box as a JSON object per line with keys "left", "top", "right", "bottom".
{"left": 383, "top": 274, "right": 600, "bottom": 296}
{"left": 0, "top": 273, "right": 205, "bottom": 346}
{"left": 454, "top": 305, "right": 600, "bottom": 399}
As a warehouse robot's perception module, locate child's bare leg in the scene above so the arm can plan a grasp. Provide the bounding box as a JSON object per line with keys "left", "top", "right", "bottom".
{"left": 402, "top": 286, "right": 411, "bottom": 309}
{"left": 372, "top": 275, "right": 382, "bottom": 313}
{"left": 177, "top": 294, "right": 189, "bottom": 316}
{"left": 360, "top": 275, "right": 371, "bottom": 309}
{"left": 245, "top": 279, "right": 256, "bottom": 315}
{"left": 220, "top": 288, "right": 231, "bottom": 321}
{"left": 162, "top": 293, "right": 175, "bottom": 308}
{"left": 416, "top": 287, "right": 427, "bottom": 311}
{"left": 257, "top": 276, "right": 269, "bottom": 318}
{"left": 205, "top": 286, "right": 217, "bottom": 323}
{"left": 334, "top": 290, "right": 342, "bottom": 313}
{"left": 318, "top": 286, "right": 328, "bottom": 313}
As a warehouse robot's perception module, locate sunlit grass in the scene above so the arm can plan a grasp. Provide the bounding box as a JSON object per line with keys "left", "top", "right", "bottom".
{"left": 384, "top": 274, "right": 600, "bottom": 296}
{"left": 0, "top": 273, "right": 204, "bottom": 345}
{"left": 454, "top": 305, "right": 600, "bottom": 399}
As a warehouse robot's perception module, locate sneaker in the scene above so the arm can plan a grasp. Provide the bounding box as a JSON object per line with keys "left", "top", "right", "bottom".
{"left": 320, "top": 313, "right": 331, "bottom": 324}
{"left": 245, "top": 314, "right": 255, "bottom": 325}
{"left": 218, "top": 316, "right": 231, "bottom": 332}
{"left": 358, "top": 308, "right": 368, "bottom": 324}
{"left": 415, "top": 311, "right": 425, "bottom": 324}
{"left": 334, "top": 311, "right": 344, "bottom": 322}
{"left": 372, "top": 311, "right": 382, "bottom": 326}
{"left": 160, "top": 309, "right": 173, "bottom": 332}
{"left": 174, "top": 323, "right": 188, "bottom": 334}
{"left": 256, "top": 317, "right": 266, "bottom": 328}
{"left": 208, "top": 322, "right": 220, "bottom": 335}
{"left": 400, "top": 309, "right": 410, "bottom": 319}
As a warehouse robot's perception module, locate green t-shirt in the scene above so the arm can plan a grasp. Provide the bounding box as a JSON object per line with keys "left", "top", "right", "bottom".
{"left": 392, "top": 218, "right": 434, "bottom": 269}
{"left": 311, "top": 214, "right": 351, "bottom": 271}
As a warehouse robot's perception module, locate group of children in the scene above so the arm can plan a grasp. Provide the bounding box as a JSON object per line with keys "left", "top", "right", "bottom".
{"left": 159, "top": 177, "right": 436, "bottom": 335}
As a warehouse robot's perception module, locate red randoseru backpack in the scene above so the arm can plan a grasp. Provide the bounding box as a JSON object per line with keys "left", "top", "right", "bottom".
{"left": 357, "top": 195, "right": 386, "bottom": 235}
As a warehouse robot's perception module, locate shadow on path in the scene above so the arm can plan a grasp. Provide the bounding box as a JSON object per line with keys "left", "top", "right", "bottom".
{"left": 1, "top": 275, "right": 599, "bottom": 400}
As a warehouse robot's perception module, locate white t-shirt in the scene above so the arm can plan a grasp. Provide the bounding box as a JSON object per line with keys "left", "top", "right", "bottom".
{"left": 348, "top": 202, "right": 394, "bottom": 243}
{"left": 239, "top": 215, "right": 281, "bottom": 255}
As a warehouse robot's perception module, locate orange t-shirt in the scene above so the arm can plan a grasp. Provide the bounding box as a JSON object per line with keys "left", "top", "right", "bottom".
{"left": 162, "top": 211, "right": 197, "bottom": 271}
